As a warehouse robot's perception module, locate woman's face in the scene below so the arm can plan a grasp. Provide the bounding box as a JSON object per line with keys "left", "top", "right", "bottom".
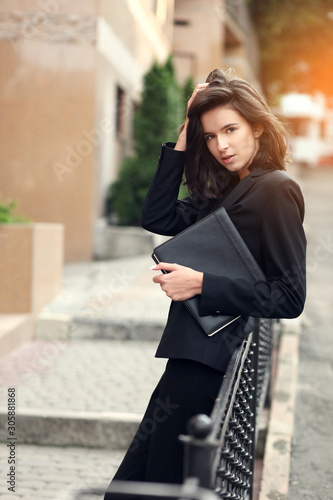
{"left": 200, "top": 106, "right": 263, "bottom": 179}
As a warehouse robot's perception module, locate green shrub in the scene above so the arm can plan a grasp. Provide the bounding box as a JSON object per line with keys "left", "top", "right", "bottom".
{"left": 134, "top": 58, "right": 182, "bottom": 160}
{"left": 0, "top": 198, "right": 31, "bottom": 224}
{"left": 108, "top": 157, "right": 156, "bottom": 226}
{"left": 182, "top": 75, "right": 195, "bottom": 107}
{"left": 107, "top": 57, "right": 193, "bottom": 226}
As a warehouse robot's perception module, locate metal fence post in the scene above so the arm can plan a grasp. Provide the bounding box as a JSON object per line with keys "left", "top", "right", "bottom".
{"left": 180, "top": 414, "right": 220, "bottom": 489}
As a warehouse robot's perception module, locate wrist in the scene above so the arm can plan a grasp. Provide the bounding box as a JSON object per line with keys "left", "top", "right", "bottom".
{"left": 195, "top": 271, "right": 204, "bottom": 295}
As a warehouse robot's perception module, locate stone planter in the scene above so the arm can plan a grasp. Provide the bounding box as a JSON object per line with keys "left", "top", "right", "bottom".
{"left": 0, "top": 223, "right": 64, "bottom": 314}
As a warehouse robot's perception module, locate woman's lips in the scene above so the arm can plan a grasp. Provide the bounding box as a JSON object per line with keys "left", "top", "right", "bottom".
{"left": 222, "top": 155, "right": 235, "bottom": 164}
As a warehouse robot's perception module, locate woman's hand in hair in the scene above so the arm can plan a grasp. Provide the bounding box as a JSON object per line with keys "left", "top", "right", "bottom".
{"left": 151, "top": 262, "right": 203, "bottom": 301}
{"left": 175, "top": 83, "right": 209, "bottom": 152}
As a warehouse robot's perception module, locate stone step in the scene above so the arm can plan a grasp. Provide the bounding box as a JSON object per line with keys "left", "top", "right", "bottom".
{"left": 0, "top": 339, "right": 165, "bottom": 449}
{"left": 36, "top": 312, "right": 165, "bottom": 341}
{"left": 0, "top": 409, "right": 140, "bottom": 449}
{"left": 0, "top": 406, "right": 269, "bottom": 451}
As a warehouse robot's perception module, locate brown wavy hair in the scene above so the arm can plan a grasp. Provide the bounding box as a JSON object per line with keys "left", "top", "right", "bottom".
{"left": 184, "top": 68, "right": 289, "bottom": 200}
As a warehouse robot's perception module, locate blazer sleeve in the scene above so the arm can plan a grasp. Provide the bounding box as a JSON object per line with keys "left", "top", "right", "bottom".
{"left": 141, "top": 142, "right": 200, "bottom": 236}
{"left": 199, "top": 177, "right": 307, "bottom": 319}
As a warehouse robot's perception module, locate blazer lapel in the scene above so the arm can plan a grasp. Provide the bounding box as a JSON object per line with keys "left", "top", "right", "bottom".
{"left": 196, "top": 170, "right": 260, "bottom": 221}
{"left": 220, "top": 173, "right": 255, "bottom": 210}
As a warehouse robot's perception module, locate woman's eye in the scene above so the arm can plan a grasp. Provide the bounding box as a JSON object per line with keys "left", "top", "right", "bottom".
{"left": 226, "top": 127, "right": 236, "bottom": 133}
{"left": 205, "top": 134, "right": 214, "bottom": 141}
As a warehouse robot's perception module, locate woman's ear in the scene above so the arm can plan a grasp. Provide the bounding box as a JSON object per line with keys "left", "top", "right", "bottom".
{"left": 253, "top": 123, "right": 264, "bottom": 138}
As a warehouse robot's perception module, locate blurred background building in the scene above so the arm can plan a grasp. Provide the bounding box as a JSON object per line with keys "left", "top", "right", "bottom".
{"left": 0, "top": 0, "right": 260, "bottom": 262}
{"left": 280, "top": 92, "right": 333, "bottom": 168}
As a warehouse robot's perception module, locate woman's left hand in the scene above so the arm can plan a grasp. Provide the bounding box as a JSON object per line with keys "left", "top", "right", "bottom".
{"left": 151, "top": 262, "right": 203, "bottom": 301}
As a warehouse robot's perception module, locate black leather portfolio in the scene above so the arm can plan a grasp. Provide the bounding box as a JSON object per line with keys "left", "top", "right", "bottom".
{"left": 152, "top": 206, "right": 265, "bottom": 336}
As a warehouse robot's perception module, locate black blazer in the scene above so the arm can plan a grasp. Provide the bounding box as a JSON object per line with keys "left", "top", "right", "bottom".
{"left": 142, "top": 143, "right": 307, "bottom": 372}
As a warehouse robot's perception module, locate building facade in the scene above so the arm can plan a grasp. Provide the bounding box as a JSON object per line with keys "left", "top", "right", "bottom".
{"left": 0, "top": 0, "right": 259, "bottom": 262}
{"left": 173, "top": 0, "right": 260, "bottom": 87}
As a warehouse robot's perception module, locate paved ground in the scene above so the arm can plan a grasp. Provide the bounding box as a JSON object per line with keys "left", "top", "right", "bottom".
{"left": 288, "top": 166, "right": 333, "bottom": 500}
{"left": 0, "top": 444, "right": 124, "bottom": 500}
{"left": 0, "top": 340, "right": 166, "bottom": 414}
{"left": 0, "top": 164, "right": 332, "bottom": 499}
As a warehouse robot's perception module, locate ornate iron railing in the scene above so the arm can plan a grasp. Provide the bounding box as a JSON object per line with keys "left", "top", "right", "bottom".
{"left": 253, "top": 318, "right": 274, "bottom": 424}
{"left": 180, "top": 318, "right": 274, "bottom": 500}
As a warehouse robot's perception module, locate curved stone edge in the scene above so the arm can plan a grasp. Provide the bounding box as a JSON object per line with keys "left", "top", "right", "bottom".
{"left": 259, "top": 317, "right": 302, "bottom": 500}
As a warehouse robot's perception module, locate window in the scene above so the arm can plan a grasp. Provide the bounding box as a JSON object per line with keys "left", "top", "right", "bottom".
{"left": 115, "top": 86, "right": 126, "bottom": 137}
{"left": 174, "top": 19, "right": 190, "bottom": 26}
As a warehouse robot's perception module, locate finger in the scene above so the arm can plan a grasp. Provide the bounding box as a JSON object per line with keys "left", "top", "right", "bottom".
{"left": 152, "top": 274, "right": 163, "bottom": 284}
{"left": 151, "top": 262, "right": 179, "bottom": 272}
{"left": 150, "top": 264, "right": 160, "bottom": 270}
{"left": 196, "top": 83, "right": 209, "bottom": 89}
{"left": 194, "top": 83, "right": 209, "bottom": 95}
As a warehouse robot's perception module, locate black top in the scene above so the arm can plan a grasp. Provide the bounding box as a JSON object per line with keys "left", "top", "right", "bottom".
{"left": 141, "top": 143, "right": 307, "bottom": 372}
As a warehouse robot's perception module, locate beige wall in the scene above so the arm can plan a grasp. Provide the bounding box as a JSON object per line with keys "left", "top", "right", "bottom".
{"left": 0, "top": 0, "right": 97, "bottom": 262}
{"left": 0, "top": 0, "right": 174, "bottom": 262}
{"left": 99, "top": 0, "right": 173, "bottom": 71}
{"left": 173, "top": 0, "right": 225, "bottom": 84}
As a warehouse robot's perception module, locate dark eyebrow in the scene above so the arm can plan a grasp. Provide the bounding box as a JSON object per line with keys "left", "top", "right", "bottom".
{"left": 203, "top": 122, "right": 238, "bottom": 135}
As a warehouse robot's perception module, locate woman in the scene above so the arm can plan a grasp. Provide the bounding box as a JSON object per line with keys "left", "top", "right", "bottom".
{"left": 105, "top": 68, "right": 306, "bottom": 494}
